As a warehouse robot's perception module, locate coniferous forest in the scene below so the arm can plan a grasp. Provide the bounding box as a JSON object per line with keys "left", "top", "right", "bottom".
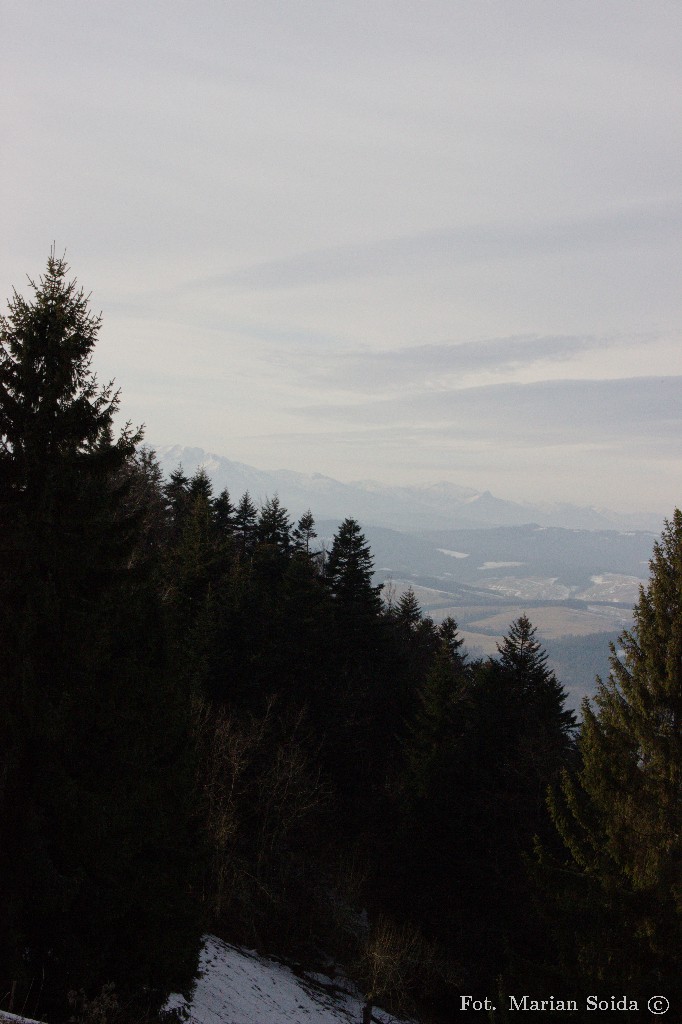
{"left": 1, "top": 256, "right": 681, "bottom": 1022}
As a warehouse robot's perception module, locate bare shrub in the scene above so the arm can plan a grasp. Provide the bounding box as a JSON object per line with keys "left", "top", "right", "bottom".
{"left": 193, "top": 695, "right": 328, "bottom": 944}
{"left": 68, "top": 983, "right": 120, "bottom": 1024}
{"left": 316, "top": 853, "right": 371, "bottom": 964}
{"left": 357, "top": 917, "right": 450, "bottom": 1022}
{"left": 67, "top": 984, "right": 185, "bottom": 1024}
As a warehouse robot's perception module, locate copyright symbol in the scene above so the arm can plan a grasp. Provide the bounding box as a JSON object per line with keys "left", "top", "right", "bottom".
{"left": 648, "top": 996, "right": 669, "bottom": 1014}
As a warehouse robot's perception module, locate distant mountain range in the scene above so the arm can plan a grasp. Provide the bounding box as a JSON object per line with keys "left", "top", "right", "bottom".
{"left": 155, "top": 444, "right": 663, "bottom": 534}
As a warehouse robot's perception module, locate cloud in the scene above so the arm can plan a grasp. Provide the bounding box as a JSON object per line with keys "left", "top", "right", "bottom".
{"left": 295, "top": 375, "right": 682, "bottom": 447}
{"left": 189, "top": 201, "right": 682, "bottom": 292}
{"left": 296, "top": 333, "right": 614, "bottom": 390}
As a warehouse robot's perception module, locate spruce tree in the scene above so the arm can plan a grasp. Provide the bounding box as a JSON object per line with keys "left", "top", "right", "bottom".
{"left": 292, "top": 509, "right": 317, "bottom": 555}
{"left": 188, "top": 465, "right": 213, "bottom": 502}
{"left": 547, "top": 511, "right": 682, "bottom": 1004}
{"left": 404, "top": 630, "right": 468, "bottom": 799}
{"left": 438, "top": 615, "right": 465, "bottom": 662}
{"left": 497, "top": 614, "right": 577, "bottom": 779}
{"left": 394, "top": 587, "right": 422, "bottom": 634}
{"left": 257, "top": 495, "right": 293, "bottom": 553}
{"left": 0, "top": 254, "right": 202, "bottom": 1015}
{"left": 318, "top": 520, "right": 393, "bottom": 839}
{"left": 164, "top": 465, "right": 192, "bottom": 548}
{"left": 234, "top": 490, "right": 258, "bottom": 557}
{"left": 325, "top": 517, "right": 382, "bottom": 614}
{"left": 213, "top": 487, "right": 236, "bottom": 535}
{"left": 389, "top": 590, "right": 440, "bottom": 709}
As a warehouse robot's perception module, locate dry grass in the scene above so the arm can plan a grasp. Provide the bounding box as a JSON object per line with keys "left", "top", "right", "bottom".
{"left": 467, "top": 604, "right": 629, "bottom": 638}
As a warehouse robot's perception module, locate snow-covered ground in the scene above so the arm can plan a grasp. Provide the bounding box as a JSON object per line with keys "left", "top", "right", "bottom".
{"left": 575, "top": 573, "right": 643, "bottom": 603}
{"left": 167, "top": 935, "right": 409, "bottom": 1024}
{"left": 0, "top": 1012, "right": 43, "bottom": 1024}
{"left": 482, "top": 575, "right": 572, "bottom": 600}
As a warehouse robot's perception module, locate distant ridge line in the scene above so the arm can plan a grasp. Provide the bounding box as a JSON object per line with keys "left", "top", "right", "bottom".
{"left": 154, "top": 443, "right": 663, "bottom": 534}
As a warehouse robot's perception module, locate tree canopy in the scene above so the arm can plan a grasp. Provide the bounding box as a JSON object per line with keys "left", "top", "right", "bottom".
{"left": 0, "top": 255, "right": 203, "bottom": 1017}
{"left": 547, "top": 511, "right": 682, "bottom": 1006}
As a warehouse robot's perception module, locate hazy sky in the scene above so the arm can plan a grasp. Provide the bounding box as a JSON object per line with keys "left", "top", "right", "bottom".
{"left": 3, "top": 1, "right": 682, "bottom": 513}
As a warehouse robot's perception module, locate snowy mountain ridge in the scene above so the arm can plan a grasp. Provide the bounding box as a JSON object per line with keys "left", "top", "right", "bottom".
{"left": 155, "top": 445, "right": 663, "bottom": 533}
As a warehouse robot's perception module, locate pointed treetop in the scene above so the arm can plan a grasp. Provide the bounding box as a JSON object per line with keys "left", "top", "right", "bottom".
{"left": 439, "top": 616, "right": 465, "bottom": 664}
{"left": 164, "top": 465, "right": 190, "bottom": 519}
{"left": 257, "top": 495, "right": 293, "bottom": 552}
{"left": 213, "top": 488, "right": 236, "bottom": 533}
{"left": 234, "top": 491, "right": 258, "bottom": 555}
{"left": 395, "top": 587, "right": 423, "bottom": 633}
{"left": 188, "top": 466, "right": 213, "bottom": 502}
{"left": 497, "top": 614, "right": 548, "bottom": 679}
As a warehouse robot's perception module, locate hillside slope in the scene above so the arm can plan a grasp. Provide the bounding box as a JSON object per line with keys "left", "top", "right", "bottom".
{"left": 167, "top": 935, "right": 409, "bottom": 1024}
{"left": 0, "top": 936, "right": 410, "bottom": 1024}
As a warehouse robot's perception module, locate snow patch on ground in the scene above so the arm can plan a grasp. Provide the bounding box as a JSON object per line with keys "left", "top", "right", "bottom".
{"left": 576, "top": 573, "right": 644, "bottom": 603}
{"left": 167, "top": 935, "right": 408, "bottom": 1024}
{"left": 0, "top": 1013, "right": 44, "bottom": 1024}
{"left": 483, "top": 576, "right": 572, "bottom": 600}
{"left": 478, "top": 561, "right": 524, "bottom": 570}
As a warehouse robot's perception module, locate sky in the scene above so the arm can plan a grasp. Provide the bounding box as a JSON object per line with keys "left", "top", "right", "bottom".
{"left": 3, "top": 0, "right": 682, "bottom": 514}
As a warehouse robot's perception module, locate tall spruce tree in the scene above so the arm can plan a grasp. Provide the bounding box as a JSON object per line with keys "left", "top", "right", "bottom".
{"left": 234, "top": 490, "right": 258, "bottom": 557}
{"left": 394, "top": 587, "right": 422, "bottom": 635}
{"left": 438, "top": 616, "right": 465, "bottom": 663}
{"left": 404, "top": 627, "right": 468, "bottom": 801}
{"left": 213, "top": 486, "right": 236, "bottom": 535}
{"left": 165, "top": 464, "right": 191, "bottom": 527}
{"left": 0, "top": 254, "right": 202, "bottom": 1016}
{"left": 319, "top": 519, "right": 394, "bottom": 839}
{"left": 325, "top": 518, "right": 382, "bottom": 614}
{"left": 257, "top": 495, "right": 293, "bottom": 555}
{"left": 497, "top": 614, "right": 577, "bottom": 783}
{"left": 547, "top": 511, "right": 682, "bottom": 1006}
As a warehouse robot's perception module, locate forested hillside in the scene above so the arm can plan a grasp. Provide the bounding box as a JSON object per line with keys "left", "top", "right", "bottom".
{"left": 2, "top": 258, "right": 681, "bottom": 1023}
